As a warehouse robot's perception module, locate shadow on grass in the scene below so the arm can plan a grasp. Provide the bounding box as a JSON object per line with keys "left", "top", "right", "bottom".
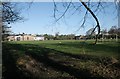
{"left": 25, "top": 46, "right": 106, "bottom": 79}
{"left": 3, "top": 43, "right": 114, "bottom": 79}
{"left": 52, "top": 41, "right": 119, "bottom": 55}
{"left": 2, "top": 43, "right": 30, "bottom": 79}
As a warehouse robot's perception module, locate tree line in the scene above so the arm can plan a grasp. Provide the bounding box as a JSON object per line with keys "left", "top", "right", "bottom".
{"left": 39, "top": 26, "right": 120, "bottom": 40}
{"left": 86, "top": 26, "right": 120, "bottom": 39}
{"left": 43, "top": 34, "right": 75, "bottom": 40}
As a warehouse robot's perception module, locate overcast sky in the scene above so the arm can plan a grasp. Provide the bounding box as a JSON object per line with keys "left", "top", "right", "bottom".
{"left": 11, "top": 2, "right": 118, "bottom": 35}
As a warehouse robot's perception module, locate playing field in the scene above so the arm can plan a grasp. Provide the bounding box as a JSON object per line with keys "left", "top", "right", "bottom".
{"left": 2, "top": 40, "right": 120, "bottom": 79}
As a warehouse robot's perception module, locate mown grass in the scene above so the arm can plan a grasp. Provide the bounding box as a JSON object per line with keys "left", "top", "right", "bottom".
{"left": 2, "top": 40, "right": 120, "bottom": 79}
{"left": 10, "top": 40, "right": 120, "bottom": 58}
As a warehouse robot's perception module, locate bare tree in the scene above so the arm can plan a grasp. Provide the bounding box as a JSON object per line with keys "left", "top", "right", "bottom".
{"left": 108, "top": 26, "right": 118, "bottom": 35}
{"left": 53, "top": 0, "right": 118, "bottom": 44}
{"left": 1, "top": 2, "right": 23, "bottom": 41}
{"left": 2, "top": 2, "right": 23, "bottom": 24}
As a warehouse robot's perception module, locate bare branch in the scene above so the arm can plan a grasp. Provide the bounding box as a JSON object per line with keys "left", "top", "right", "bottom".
{"left": 80, "top": 0, "right": 100, "bottom": 44}
{"left": 75, "top": 10, "right": 88, "bottom": 32}
{"left": 54, "top": 1, "right": 72, "bottom": 22}
{"left": 53, "top": 0, "right": 58, "bottom": 19}
{"left": 2, "top": 2, "right": 23, "bottom": 24}
{"left": 71, "top": 4, "right": 82, "bottom": 16}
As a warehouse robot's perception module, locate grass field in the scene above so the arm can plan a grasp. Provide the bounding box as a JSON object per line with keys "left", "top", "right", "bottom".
{"left": 2, "top": 40, "right": 120, "bottom": 79}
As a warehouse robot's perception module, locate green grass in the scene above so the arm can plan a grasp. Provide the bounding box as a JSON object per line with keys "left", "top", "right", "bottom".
{"left": 10, "top": 40, "right": 120, "bottom": 58}
{"left": 2, "top": 40, "right": 120, "bottom": 79}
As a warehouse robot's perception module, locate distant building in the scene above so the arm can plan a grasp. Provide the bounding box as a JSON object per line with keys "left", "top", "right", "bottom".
{"left": 23, "top": 34, "right": 35, "bottom": 41}
{"left": 34, "top": 36, "right": 44, "bottom": 41}
{"left": 7, "top": 35, "right": 15, "bottom": 41}
{"left": 7, "top": 34, "right": 39, "bottom": 41}
{"left": 14, "top": 35, "right": 22, "bottom": 41}
{"left": 75, "top": 35, "right": 86, "bottom": 40}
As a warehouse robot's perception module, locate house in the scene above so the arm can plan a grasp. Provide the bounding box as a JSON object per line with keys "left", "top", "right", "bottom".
{"left": 14, "top": 35, "right": 22, "bottom": 41}
{"left": 34, "top": 36, "right": 44, "bottom": 41}
{"left": 22, "top": 34, "right": 35, "bottom": 41}
{"left": 7, "top": 34, "right": 35, "bottom": 41}
{"left": 7, "top": 35, "right": 16, "bottom": 41}
{"left": 7, "top": 34, "right": 45, "bottom": 41}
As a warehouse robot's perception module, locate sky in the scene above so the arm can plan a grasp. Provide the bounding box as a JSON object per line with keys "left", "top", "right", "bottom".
{"left": 11, "top": 2, "right": 118, "bottom": 35}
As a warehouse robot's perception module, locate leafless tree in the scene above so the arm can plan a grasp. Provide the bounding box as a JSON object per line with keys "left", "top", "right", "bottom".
{"left": 2, "top": 2, "right": 23, "bottom": 24}
{"left": 53, "top": 0, "right": 118, "bottom": 44}
{"left": 1, "top": 2, "right": 23, "bottom": 41}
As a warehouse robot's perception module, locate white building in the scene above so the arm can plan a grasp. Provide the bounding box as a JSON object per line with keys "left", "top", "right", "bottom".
{"left": 34, "top": 36, "right": 44, "bottom": 41}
